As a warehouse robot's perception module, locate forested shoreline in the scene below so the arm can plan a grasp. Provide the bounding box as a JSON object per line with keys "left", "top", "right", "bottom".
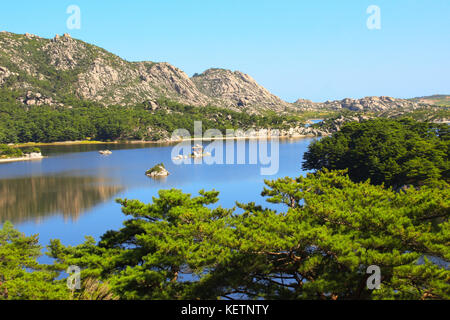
{"left": 0, "top": 89, "right": 320, "bottom": 144}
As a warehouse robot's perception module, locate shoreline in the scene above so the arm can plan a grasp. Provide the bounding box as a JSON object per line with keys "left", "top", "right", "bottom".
{"left": 0, "top": 155, "right": 45, "bottom": 164}
{"left": 10, "top": 134, "right": 323, "bottom": 148}
{"left": 2, "top": 135, "right": 321, "bottom": 164}
{"left": 9, "top": 119, "right": 326, "bottom": 148}
{"left": 11, "top": 140, "right": 115, "bottom": 147}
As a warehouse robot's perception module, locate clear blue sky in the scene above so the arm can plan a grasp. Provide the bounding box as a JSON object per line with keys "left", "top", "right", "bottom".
{"left": 1, "top": 0, "right": 449, "bottom": 102}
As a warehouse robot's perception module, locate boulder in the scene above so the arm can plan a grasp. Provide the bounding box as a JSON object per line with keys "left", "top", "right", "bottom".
{"left": 146, "top": 163, "right": 170, "bottom": 178}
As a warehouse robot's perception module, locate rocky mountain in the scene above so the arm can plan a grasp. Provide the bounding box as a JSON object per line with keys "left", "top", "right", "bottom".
{"left": 0, "top": 31, "right": 439, "bottom": 114}
{"left": 191, "top": 68, "right": 291, "bottom": 111}
{"left": 0, "top": 31, "right": 209, "bottom": 107}
{"left": 0, "top": 31, "right": 290, "bottom": 113}
{"left": 410, "top": 95, "right": 450, "bottom": 107}
{"left": 294, "top": 96, "right": 432, "bottom": 112}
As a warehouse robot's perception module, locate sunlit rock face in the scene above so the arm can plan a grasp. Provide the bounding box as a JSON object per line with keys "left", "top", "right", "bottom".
{"left": 0, "top": 32, "right": 292, "bottom": 113}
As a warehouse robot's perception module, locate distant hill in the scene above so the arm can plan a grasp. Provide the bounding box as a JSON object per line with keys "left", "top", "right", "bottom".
{"left": 0, "top": 31, "right": 291, "bottom": 113}
{"left": 0, "top": 31, "right": 442, "bottom": 113}
{"left": 293, "top": 96, "right": 433, "bottom": 112}
{"left": 410, "top": 95, "right": 450, "bottom": 107}
{"left": 191, "top": 68, "right": 290, "bottom": 111}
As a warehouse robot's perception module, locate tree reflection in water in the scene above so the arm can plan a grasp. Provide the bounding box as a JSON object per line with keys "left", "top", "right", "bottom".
{"left": 0, "top": 175, "right": 123, "bottom": 223}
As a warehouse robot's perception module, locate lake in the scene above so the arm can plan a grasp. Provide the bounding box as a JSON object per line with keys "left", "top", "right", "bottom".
{"left": 0, "top": 137, "right": 317, "bottom": 247}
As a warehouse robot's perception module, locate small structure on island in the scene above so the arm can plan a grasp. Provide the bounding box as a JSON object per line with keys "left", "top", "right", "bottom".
{"left": 190, "top": 144, "right": 212, "bottom": 158}
{"left": 146, "top": 163, "right": 170, "bottom": 178}
{"left": 172, "top": 144, "right": 211, "bottom": 161}
{"left": 99, "top": 150, "right": 112, "bottom": 155}
{"left": 192, "top": 144, "right": 203, "bottom": 158}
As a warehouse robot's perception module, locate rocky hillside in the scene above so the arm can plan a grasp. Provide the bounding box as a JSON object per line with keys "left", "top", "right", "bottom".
{"left": 410, "top": 95, "right": 450, "bottom": 107}
{"left": 0, "top": 31, "right": 209, "bottom": 107}
{"left": 0, "top": 31, "right": 291, "bottom": 112}
{"left": 294, "top": 96, "right": 431, "bottom": 112}
{"left": 0, "top": 31, "right": 440, "bottom": 114}
{"left": 191, "top": 68, "right": 291, "bottom": 111}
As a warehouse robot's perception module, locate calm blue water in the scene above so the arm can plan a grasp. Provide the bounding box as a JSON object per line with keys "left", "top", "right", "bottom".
{"left": 0, "top": 138, "right": 316, "bottom": 247}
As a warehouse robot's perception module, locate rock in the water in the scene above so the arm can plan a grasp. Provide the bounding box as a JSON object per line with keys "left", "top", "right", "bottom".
{"left": 146, "top": 163, "right": 169, "bottom": 178}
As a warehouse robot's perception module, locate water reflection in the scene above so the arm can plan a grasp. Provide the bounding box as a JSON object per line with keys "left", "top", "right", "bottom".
{"left": 0, "top": 175, "right": 123, "bottom": 224}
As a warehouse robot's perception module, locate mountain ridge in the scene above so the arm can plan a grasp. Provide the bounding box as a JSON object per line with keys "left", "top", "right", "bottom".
{"left": 0, "top": 31, "right": 442, "bottom": 113}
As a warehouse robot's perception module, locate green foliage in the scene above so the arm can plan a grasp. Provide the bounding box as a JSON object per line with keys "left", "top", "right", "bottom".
{"left": 0, "top": 144, "right": 23, "bottom": 158}
{"left": 0, "top": 221, "right": 69, "bottom": 300}
{"left": 303, "top": 119, "right": 449, "bottom": 188}
{"left": 21, "top": 147, "right": 41, "bottom": 154}
{"left": 0, "top": 91, "right": 306, "bottom": 144}
{"left": 411, "top": 95, "right": 450, "bottom": 107}
{"left": 392, "top": 107, "right": 450, "bottom": 122}
{"left": 0, "top": 222, "right": 120, "bottom": 300}
{"left": 48, "top": 170, "right": 449, "bottom": 300}
{"left": 48, "top": 189, "right": 229, "bottom": 300}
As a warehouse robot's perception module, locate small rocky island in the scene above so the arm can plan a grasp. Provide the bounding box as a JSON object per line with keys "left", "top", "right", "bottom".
{"left": 172, "top": 144, "right": 211, "bottom": 161}
{"left": 146, "top": 163, "right": 170, "bottom": 178}
{"left": 0, "top": 144, "right": 43, "bottom": 163}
